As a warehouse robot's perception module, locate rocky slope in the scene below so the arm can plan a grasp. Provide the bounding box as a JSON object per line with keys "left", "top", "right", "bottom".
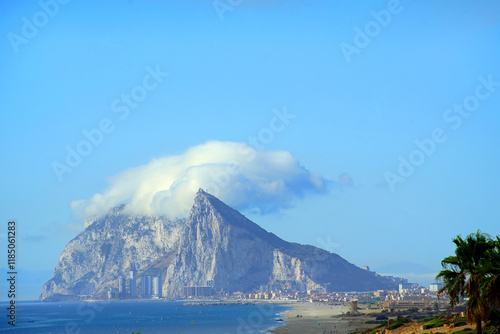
{"left": 39, "top": 206, "right": 184, "bottom": 301}
{"left": 40, "top": 190, "right": 396, "bottom": 301}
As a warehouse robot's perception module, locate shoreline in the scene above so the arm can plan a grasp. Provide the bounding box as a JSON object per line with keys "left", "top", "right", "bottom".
{"left": 270, "top": 302, "right": 378, "bottom": 334}
{"left": 8, "top": 299, "right": 381, "bottom": 333}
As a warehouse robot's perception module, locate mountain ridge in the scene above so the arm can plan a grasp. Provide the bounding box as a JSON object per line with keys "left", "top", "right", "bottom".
{"left": 40, "top": 189, "right": 397, "bottom": 301}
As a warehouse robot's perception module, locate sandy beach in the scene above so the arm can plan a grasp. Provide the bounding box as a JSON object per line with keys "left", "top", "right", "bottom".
{"left": 269, "top": 303, "right": 487, "bottom": 334}
{"left": 270, "top": 302, "right": 376, "bottom": 334}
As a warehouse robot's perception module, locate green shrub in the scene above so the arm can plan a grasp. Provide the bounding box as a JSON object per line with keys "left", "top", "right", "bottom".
{"left": 453, "top": 321, "right": 467, "bottom": 327}
{"left": 387, "top": 318, "right": 410, "bottom": 330}
{"left": 423, "top": 318, "right": 446, "bottom": 329}
{"left": 418, "top": 316, "right": 435, "bottom": 323}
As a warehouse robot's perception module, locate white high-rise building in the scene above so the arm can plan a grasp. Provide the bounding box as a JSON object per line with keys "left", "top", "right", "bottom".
{"left": 118, "top": 276, "right": 125, "bottom": 297}
{"left": 141, "top": 275, "right": 152, "bottom": 298}
{"left": 152, "top": 276, "right": 162, "bottom": 298}
{"left": 398, "top": 283, "right": 412, "bottom": 293}
{"left": 130, "top": 270, "right": 137, "bottom": 298}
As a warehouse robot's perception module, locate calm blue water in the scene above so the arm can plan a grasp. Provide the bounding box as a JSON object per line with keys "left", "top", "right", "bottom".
{"left": 0, "top": 301, "right": 290, "bottom": 333}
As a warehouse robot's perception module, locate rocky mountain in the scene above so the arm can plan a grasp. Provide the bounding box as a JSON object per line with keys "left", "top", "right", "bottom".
{"left": 40, "top": 190, "right": 397, "bottom": 301}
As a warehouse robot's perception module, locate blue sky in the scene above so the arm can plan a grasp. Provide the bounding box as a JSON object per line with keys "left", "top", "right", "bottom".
{"left": 1, "top": 0, "right": 500, "bottom": 300}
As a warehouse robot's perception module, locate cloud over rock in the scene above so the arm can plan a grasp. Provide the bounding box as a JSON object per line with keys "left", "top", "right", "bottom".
{"left": 71, "top": 141, "right": 327, "bottom": 219}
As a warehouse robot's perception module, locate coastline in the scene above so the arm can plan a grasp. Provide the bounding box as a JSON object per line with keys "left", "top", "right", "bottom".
{"left": 270, "top": 302, "right": 376, "bottom": 334}
{"left": 10, "top": 299, "right": 382, "bottom": 333}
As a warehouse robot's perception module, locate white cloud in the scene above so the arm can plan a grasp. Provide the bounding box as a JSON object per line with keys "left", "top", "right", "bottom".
{"left": 71, "top": 141, "right": 327, "bottom": 219}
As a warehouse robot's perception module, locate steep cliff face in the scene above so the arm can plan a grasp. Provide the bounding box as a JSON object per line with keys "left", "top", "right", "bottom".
{"left": 163, "top": 191, "right": 281, "bottom": 297}
{"left": 40, "top": 206, "right": 185, "bottom": 301}
{"left": 40, "top": 190, "right": 396, "bottom": 301}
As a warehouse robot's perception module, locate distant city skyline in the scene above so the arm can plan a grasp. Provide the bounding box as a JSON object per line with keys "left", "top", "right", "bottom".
{"left": 1, "top": 1, "right": 499, "bottom": 300}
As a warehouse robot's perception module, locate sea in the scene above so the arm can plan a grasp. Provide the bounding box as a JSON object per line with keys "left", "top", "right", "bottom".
{"left": 0, "top": 300, "right": 291, "bottom": 333}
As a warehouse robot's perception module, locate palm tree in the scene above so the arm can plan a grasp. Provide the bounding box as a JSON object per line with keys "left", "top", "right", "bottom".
{"left": 436, "top": 231, "right": 494, "bottom": 334}
{"left": 481, "top": 236, "right": 500, "bottom": 310}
